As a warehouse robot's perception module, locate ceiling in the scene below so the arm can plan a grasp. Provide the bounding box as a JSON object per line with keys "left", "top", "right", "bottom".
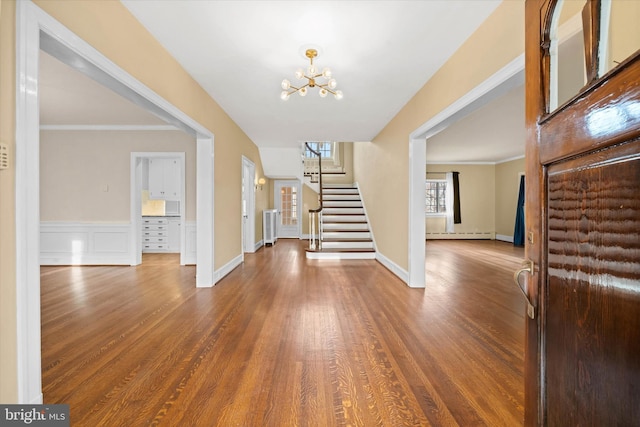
{"left": 40, "top": 1, "right": 528, "bottom": 163}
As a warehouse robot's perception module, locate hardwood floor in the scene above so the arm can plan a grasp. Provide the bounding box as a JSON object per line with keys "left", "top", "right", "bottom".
{"left": 40, "top": 240, "right": 525, "bottom": 426}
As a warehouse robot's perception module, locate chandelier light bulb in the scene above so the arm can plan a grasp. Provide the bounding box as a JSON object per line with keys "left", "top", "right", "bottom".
{"left": 280, "top": 91, "right": 290, "bottom": 100}
{"left": 299, "top": 87, "right": 307, "bottom": 96}
{"left": 295, "top": 69, "right": 305, "bottom": 79}
{"left": 319, "top": 88, "right": 328, "bottom": 98}
{"left": 334, "top": 90, "right": 343, "bottom": 100}
{"left": 322, "top": 67, "right": 332, "bottom": 78}
{"left": 281, "top": 79, "right": 291, "bottom": 90}
{"left": 328, "top": 79, "right": 337, "bottom": 90}
{"left": 308, "top": 65, "right": 317, "bottom": 75}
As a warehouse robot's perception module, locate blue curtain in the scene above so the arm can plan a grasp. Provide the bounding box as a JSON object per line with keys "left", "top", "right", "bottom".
{"left": 513, "top": 175, "right": 525, "bottom": 246}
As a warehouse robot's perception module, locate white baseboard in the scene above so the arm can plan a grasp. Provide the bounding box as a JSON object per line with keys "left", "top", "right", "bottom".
{"left": 426, "top": 231, "right": 494, "bottom": 240}
{"left": 213, "top": 253, "right": 243, "bottom": 284}
{"left": 255, "top": 240, "right": 264, "bottom": 251}
{"left": 495, "top": 234, "right": 514, "bottom": 243}
{"left": 375, "top": 252, "right": 409, "bottom": 285}
{"left": 40, "top": 222, "right": 131, "bottom": 265}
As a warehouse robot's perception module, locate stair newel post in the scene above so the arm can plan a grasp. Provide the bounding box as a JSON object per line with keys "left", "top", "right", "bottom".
{"left": 309, "top": 212, "right": 316, "bottom": 250}
{"left": 305, "top": 142, "right": 323, "bottom": 251}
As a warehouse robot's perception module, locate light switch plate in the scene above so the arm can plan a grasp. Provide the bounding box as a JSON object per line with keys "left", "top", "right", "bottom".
{"left": 0, "top": 143, "right": 8, "bottom": 170}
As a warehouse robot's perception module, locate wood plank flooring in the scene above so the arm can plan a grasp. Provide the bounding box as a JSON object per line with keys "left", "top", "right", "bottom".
{"left": 40, "top": 239, "right": 525, "bottom": 426}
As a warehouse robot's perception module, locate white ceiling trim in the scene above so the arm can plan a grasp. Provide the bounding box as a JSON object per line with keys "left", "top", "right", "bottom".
{"left": 425, "top": 155, "right": 526, "bottom": 166}
{"left": 40, "top": 124, "right": 181, "bottom": 131}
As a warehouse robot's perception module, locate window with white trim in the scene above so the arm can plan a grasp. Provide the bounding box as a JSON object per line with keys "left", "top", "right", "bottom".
{"left": 304, "top": 141, "right": 333, "bottom": 158}
{"left": 425, "top": 180, "right": 447, "bottom": 215}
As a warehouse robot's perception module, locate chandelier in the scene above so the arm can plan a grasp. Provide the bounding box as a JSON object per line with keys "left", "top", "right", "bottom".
{"left": 281, "top": 49, "right": 343, "bottom": 100}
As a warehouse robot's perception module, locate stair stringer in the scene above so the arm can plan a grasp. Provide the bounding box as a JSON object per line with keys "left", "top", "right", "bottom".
{"left": 353, "top": 182, "right": 377, "bottom": 253}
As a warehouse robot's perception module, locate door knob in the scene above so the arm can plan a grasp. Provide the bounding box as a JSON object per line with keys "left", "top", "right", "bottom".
{"left": 514, "top": 260, "right": 536, "bottom": 319}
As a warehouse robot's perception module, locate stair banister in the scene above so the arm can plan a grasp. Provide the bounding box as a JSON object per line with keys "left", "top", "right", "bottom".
{"left": 305, "top": 142, "right": 323, "bottom": 249}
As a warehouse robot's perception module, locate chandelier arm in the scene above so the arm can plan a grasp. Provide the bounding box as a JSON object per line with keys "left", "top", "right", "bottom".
{"left": 317, "top": 84, "right": 337, "bottom": 96}
{"left": 287, "top": 82, "right": 310, "bottom": 95}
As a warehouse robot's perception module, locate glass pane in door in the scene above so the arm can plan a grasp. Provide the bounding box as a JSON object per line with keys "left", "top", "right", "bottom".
{"left": 280, "top": 186, "right": 298, "bottom": 226}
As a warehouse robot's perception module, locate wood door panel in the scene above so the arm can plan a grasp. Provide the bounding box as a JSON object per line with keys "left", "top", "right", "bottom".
{"left": 545, "top": 139, "right": 640, "bottom": 425}
{"left": 539, "top": 52, "right": 640, "bottom": 165}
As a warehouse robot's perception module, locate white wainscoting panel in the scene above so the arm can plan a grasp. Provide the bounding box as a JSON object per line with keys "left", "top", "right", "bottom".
{"left": 40, "top": 222, "right": 131, "bottom": 265}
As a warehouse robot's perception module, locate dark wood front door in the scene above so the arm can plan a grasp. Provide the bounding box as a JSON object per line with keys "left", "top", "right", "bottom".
{"left": 524, "top": 1, "right": 640, "bottom": 425}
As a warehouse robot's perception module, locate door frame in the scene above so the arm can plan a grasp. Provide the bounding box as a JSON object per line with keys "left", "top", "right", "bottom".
{"left": 406, "top": 13, "right": 582, "bottom": 289}
{"left": 131, "top": 152, "right": 187, "bottom": 265}
{"left": 15, "top": 1, "right": 215, "bottom": 404}
{"left": 273, "top": 179, "right": 302, "bottom": 239}
{"left": 525, "top": 0, "right": 640, "bottom": 423}
{"left": 241, "top": 156, "right": 256, "bottom": 254}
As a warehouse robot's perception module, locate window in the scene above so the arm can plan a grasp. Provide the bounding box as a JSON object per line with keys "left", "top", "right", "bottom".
{"left": 304, "top": 141, "right": 333, "bottom": 158}
{"left": 280, "top": 186, "right": 298, "bottom": 226}
{"left": 425, "top": 180, "right": 446, "bottom": 215}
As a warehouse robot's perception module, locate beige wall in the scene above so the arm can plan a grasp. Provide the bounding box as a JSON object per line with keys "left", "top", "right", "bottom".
{"left": 425, "top": 164, "right": 496, "bottom": 237}
{"left": 425, "top": 159, "right": 525, "bottom": 240}
{"left": 0, "top": 0, "right": 17, "bottom": 404}
{"left": 354, "top": 1, "right": 525, "bottom": 271}
{"left": 608, "top": 0, "right": 640, "bottom": 71}
{"left": 495, "top": 157, "right": 525, "bottom": 238}
{"left": 0, "top": 0, "right": 267, "bottom": 402}
{"left": 323, "top": 142, "right": 354, "bottom": 186}
{"left": 40, "top": 130, "right": 197, "bottom": 222}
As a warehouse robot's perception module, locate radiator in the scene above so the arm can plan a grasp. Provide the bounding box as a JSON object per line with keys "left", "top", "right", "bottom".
{"left": 263, "top": 209, "right": 278, "bottom": 245}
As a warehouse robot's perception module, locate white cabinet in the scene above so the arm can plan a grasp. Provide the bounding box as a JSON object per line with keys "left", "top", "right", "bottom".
{"left": 141, "top": 217, "right": 169, "bottom": 252}
{"left": 141, "top": 216, "right": 180, "bottom": 253}
{"left": 148, "top": 158, "right": 180, "bottom": 200}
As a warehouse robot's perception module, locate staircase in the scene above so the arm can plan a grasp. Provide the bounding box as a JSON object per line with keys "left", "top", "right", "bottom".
{"left": 306, "top": 184, "right": 376, "bottom": 259}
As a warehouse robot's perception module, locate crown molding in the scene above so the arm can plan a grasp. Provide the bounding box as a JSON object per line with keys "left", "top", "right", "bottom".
{"left": 39, "top": 124, "right": 181, "bottom": 131}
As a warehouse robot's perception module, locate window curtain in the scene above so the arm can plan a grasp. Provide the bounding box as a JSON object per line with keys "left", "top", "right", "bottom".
{"left": 445, "top": 172, "right": 462, "bottom": 233}
{"left": 452, "top": 171, "right": 461, "bottom": 224}
{"left": 513, "top": 175, "right": 525, "bottom": 246}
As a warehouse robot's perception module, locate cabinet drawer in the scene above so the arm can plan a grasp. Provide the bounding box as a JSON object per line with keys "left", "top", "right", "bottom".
{"left": 142, "top": 243, "right": 168, "bottom": 250}
{"left": 142, "top": 217, "right": 168, "bottom": 225}
{"left": 142, "top": 236, "right": 168, "bottom": 243}
{"left": 142, "top": 224, "right": 167, "bottom": 232}
{"left": 142, "top": 230, "right": 168, "bottom": 237}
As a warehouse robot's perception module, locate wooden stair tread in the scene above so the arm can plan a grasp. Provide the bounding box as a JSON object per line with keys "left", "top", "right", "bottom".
{"left": 322, "top": 221, "right": 367, "bottom": 225}
{"left": 322, "top": 238, "right": 373, "bottom": 242}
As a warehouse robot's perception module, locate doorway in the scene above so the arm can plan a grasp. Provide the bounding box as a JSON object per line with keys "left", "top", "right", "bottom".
{"left": 131, "top": 152, "right": 187, "bottom": 265}
{"left": 15, "top": 1, "right": 215, "bottom": 404}
{"left": 274, "top": 180, "right": 301, "bottom": 239}
{"left": 242, "top": 157, "right": 256, "bottom": 254}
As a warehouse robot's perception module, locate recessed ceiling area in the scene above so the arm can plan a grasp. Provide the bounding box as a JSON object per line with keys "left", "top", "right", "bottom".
{"left": 426, "top": 83, "right": 525, "bottom": 164}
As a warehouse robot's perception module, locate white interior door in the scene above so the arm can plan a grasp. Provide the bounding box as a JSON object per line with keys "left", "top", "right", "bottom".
{"left": 274, "top": 180, "right": 301, "bottom": 238}
{"left": 242, "top": 157, "right": 256, "bottom": 253}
